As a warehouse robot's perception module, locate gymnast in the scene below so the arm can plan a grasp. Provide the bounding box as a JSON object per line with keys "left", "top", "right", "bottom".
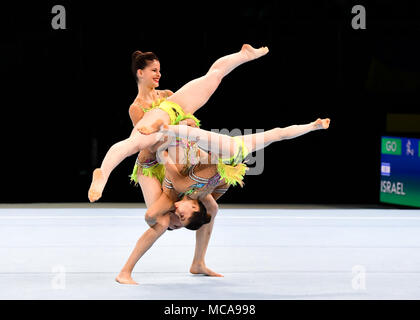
{"left": 90, "top": 44, "right": 268, "bottom": 280}
{"left": 126, "top": 50, "right": 201, "bottom": 209}
{"left": 115, "top": 117, "right": 330, "bottom": 284}
{"left": 88, "top": 44, "right": 269, "bottom": 203}
{"left": 126, "top": 50, "right": 173, "bottom": 209}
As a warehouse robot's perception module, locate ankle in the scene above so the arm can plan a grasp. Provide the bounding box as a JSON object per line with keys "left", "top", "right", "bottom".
{"left": 191, "top": 260, "right": 205, "bottom": 267}
{"left": 119, "top": 270, "right": 132, "bottom": 276}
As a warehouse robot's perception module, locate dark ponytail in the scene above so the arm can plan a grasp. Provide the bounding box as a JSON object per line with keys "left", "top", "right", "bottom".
{"left": 131, "top": 50, "right": 159, "bottom": 82}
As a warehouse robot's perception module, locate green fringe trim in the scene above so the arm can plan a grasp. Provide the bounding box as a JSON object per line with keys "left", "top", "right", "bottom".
{"left": 217, "top": 162, "right": 248, "bottom": 187}
{"left": 141, "top": 98, "right": 165, "bottom": 113}
{"left": 130, "top": 163, "right": 140, "bottom": 185}
{"left": 142, "top": 164, "right": 166, "bottom": 184}
{"left": 129, "top": 162, "right": 166, "bottom": 185}
{"left": 173, "top": 113, "right": 201, "bottom": 127}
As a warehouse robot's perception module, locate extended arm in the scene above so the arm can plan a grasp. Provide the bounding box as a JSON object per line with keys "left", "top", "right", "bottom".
{"left": 190, "top": 191, "right": 227, "bottom": 277}
{"left": 144, "top": 191, "right": 175, "bottom": 227}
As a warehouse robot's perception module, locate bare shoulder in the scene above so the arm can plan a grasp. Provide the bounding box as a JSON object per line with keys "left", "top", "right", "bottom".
{"left": 128, "top": 102, "right": 144, "bottom": 126}
{"left": 128, "top": 103, "right": 139, "bottom": 114}
{"left": 128, "top": 98, "right": 141, "bottom": 113}
{"left": 200, "top": 193, "right": 219, "bottom": 214}
{"left": 160, "top": 89, "right": 174, "bottom": 98}
{"left": 210, "top": 181, "right": 230, "bottom": 201}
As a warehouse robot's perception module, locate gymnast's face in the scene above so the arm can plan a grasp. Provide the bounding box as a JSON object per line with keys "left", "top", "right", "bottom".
{"left": 139, "top": 59, "right": 161, "bottom": 88}
{"left": 173, "top": 199, "right": 199, "bottom": 227}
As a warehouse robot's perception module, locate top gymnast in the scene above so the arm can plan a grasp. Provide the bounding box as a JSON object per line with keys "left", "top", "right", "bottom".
{"left": 88, "top": 44, "right": 269, "bottom": 203}
{"left": 126, "top": 50, "right": 173, "bottom": 209}
{"left": 126, "top": 51, "right": 199, "bottom": 210}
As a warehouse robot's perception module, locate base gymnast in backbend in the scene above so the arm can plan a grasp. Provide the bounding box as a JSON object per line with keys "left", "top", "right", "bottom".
{"left": 115, "top": 117, "right": 330, "bottom": 284}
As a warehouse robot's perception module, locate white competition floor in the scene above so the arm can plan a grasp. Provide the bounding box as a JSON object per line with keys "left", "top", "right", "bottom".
{"left": 1, "top": 205, "right": 420, "bottom": 300}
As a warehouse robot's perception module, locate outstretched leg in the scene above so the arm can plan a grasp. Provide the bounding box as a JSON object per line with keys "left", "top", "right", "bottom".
{"left": 88, "top": 130, "right": 163, "bottom": 202}
{"left": 167, "top": 44, "right": 269, "bottom": 115}
{"left": 241, "top": 118, "right": 331, "bottom": 153}
{"left": 158, "top": 118, "right": 330, "bottom": 161}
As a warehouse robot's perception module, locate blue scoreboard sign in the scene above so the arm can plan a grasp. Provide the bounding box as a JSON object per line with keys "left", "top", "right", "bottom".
{"left": 380, "top": 136, "right": 420, "bottom": 208}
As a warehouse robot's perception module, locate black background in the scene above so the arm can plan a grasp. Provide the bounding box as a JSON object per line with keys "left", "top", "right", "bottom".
{"left": 1, "top": 0, "right": 419, "bottom": 204}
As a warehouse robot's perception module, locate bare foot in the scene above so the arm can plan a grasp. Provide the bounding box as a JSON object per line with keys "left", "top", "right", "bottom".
{"left": 158, "top": 124, "right": 179, "bottom": 141}
{"left": 138, "top": 119, "right": 164, "bottom": 135}
{"left": 179, "top": 118, "right": 198, "bottom": 128}
{"left": 159, "top": 123, "right": 169, "bottom": 133}
{"left": 241, "top": 44, "right": 269, "bottom": 60}
{"left": 313, "top": 118, "right": 330, "bottom": 130}
{"left": 88, "top": 168, "right": 106, "bottom": 203}
{"left": 115, "top": 272, "right": 139, "bottom": 285}
{"left": 190, "top": 264, "right": 223, "bottom": 277}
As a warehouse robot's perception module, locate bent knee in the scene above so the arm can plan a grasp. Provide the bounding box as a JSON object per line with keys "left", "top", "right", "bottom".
{"left": 144, "top": 212, "right": 154, "bottom": 222}
{"left": 144, "top": 212, "right": 157, "bottom": 227}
